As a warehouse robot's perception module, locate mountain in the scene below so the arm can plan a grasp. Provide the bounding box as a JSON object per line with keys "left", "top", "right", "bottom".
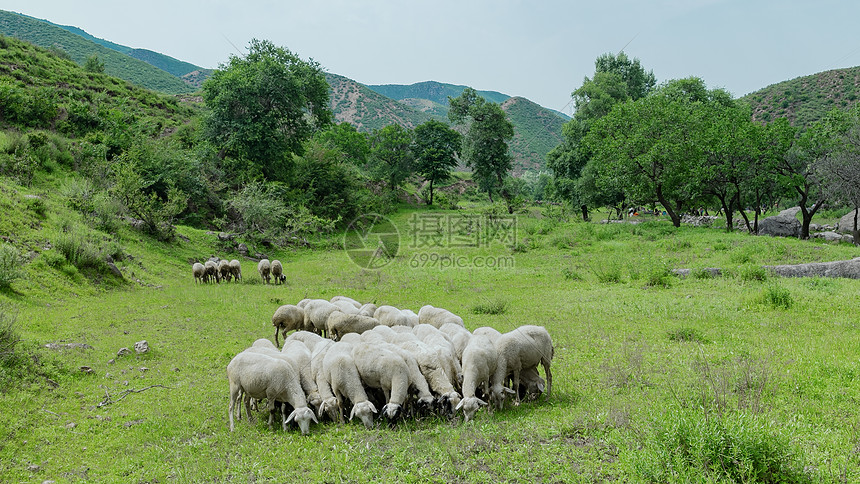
{"left": 0, "top": 10, "right": 196, "bottom": 94}
{"left": 325, "top": 73, "right": 433, "bottom": 132}
{"left": 500, "top": 97, "right": 566, "bottom": 173}
{"left": 368, "top": 81, "right": 510, "bottom": 106}
{"left": 742, "top": 66, "right": 860, "bottom": 128}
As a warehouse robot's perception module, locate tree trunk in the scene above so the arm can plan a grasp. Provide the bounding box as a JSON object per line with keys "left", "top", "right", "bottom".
{"left": 854, "top": 205, "right": 859, "bottom": 247}
{"left": 655, "top": 184, "right": 681, "bottom": 227}
{"left": 581, "top": 204, "right": 589, "bottom": 222}
{"left": 716, "top": 193, "right": 733, "bottom": 232}
{"left": 427, "top": 179, "right": 435, "bottom": 206}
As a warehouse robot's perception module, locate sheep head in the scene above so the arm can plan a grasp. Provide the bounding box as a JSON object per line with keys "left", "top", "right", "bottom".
{"left": 381, "top": 403, "right": 401, "bottom": 420}
{"left": 455, "top": 396, "right": 487, "bottom": 422}
{"left": 286, "top": 406, "right": 318, "bottom": 435}
{"left": 350, "top": 401, "right": 378, "bottom": 429}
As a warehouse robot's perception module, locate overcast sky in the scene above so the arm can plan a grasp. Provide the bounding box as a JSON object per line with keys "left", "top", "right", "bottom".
{"left": 6, "top": 0, "right": 860, "bottom": 114}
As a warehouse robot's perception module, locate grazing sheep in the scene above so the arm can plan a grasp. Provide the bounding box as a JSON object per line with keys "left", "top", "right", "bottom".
{"left": 396, "top": 338, "right": 461, "bottom": 414}
{"left": 513, "top": 366, "right": 546, "bottom": 401}
{"left": 281, "top": 340, "right": 323, "bottom": 411}
{"left": 374, "top": 305, "right": 411, "bottom": 327}
{"left": 320, "top": 342, "right": 378, "bottom": 428}
{"left": 302, "top": 299, "right": 341, "bottom": 337}
{"left": 218, "top": 259, "right": 232, "bottom": 282}
{"left": 258, "top": 259, "right": 271, "bottom": 284}
{"left": 351, "top": 342, "right": 412, "bottom": 420}
{"left": 440, "top": 322, "right": 473, "bottom": 362}
{"left": 229, "top": 259, "right": 242, "bottom": 281}
{"left": 418, "top": 305, "right": 465, "bottom": 328}
{"left": 309, "top": 339, "right": 339, "bottom": 421}
{"left": 326, "top": 312, "right": 380, "bottom": 341}
{"left": 414, "top": 324, "right": 463, "bottom": 391}
{"left": 285, "top": 330, "right": 326, "bottom": 353}
{"left": 331, "top": 300, "right": 361, "bottom": 315}
{"left": 339, "top": 332, "right": 363, "bottom": 345}
{"left": 272, "top": 305, "right": 306, "bottom": 348}
{"left": 271, "top": 259, "right": 285, "bottom": 284}
{"left": 358, "top": 303, "right": 378, "bottom": 317}
{"left": 401, "top": 309, "right": 419, "bottom": 327}
{"left": 473, "top": 326, "right": 503, "bottom": 343}
{"left": 227, "top": 351, "right": 318, "bottom": 434}
{"left": 457, "top": 333, "right": 499, "bottom": 421}
{"left": 204, "top": 260, "right": 219, "bottom": 283}
{"left": 330, "top": 295, "right": 362, "bottom": 309}
{"left": 492, "top": 325, "right": 554, "bottom": 407}
{"left": 192, "top": 262, "right": 205, "bottom": 284}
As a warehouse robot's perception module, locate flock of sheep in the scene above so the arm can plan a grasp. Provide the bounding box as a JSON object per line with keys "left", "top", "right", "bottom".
{"left": 192, "top": 258, "right": 288, "bottom": 284}
{"left": 227, "top": 296, "right": 554, "bottom": 435}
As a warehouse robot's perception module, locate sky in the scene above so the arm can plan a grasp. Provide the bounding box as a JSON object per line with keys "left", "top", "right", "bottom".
{"left": 6, "top": 0, "right": 860, "bottom": 114}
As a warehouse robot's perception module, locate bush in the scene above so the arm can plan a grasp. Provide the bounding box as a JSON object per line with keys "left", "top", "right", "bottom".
{"left": 633, "top": 408, "right": 808, "bottom": 483}
{"left": 54, "top": 231, "right": 106, "bottom": 272}
{"left": 471, "top": 298, "right": 507, "bottom": 315}
{"left": 562, "top": 267, "right": 583, "bottom": 281}
{"left": 739, "top": 264, "right": 769, "bottom": 282}
{"left": 0, "top": 244, "right": 24, "bottom": 289}
{"left": 644, "top": 264, "right": 673, "bottom": 288}
{"left": 590, "top": 260, "right": 623, "bottom": 284}
{"left": 761, "top": 284, "right": 794, "bottom": 309}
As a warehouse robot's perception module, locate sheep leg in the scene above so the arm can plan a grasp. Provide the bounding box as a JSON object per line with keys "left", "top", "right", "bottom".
{"left": 274, "top": 325, "right": 280, "bottom": 348}
{"left": 513, "top": 369, "right": 521, "bottom": 405}
{"left": 245, "top": 395, "right": 254, "bottom": 423}
{"left": 543, "top": 361, "right": 552, "bottom": 398}
{"left": 229, "top": 384, "right": 240, "bottom": 431}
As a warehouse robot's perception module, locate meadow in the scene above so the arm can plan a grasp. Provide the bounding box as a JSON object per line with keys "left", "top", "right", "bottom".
{"left": 1, "top": 205, "right": 859, "bottom": 483}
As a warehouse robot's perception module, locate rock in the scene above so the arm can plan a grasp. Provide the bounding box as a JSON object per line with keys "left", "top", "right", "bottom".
{"left": 133, "top": 340, "right": 149, "bottom": 354}
{"left": 809, "top": 223, "right": 820, "bottom": 232}
{"left": 838, "top": 209, "right": 859, "bottom": 234}
{"left": 79, "top": 366, "right": 93, "bottom": 374}
{"left": 217, "top": 232, "right": 237, "bottom": 241}
{"left": 117, "top": 347, "right": 132, "bottom": 357}
{"left": 681, "top": 214, "right": 717, "bottom": 227}
{"left": 843, "top": 234, "right": 855, "bottom": 244}
{"left": 672, "top": 269, "right": 691, "bottom": 278}
{"left": 757, "top": 208, "right": 801, "bottom": 238}
{"left": 818, "top": 231, "right": 843, "bottom": 242}
{"left": 764, "top": 257, "right": 860, "bottom": 279}
{"left": 45, "top": 343, "right": 93, "bottom": 351}
{"left": 237, "top": 243, "right": 249, "bottom": 256}
{"left": 105, "top": 260, "right": 123, "bottom": 279}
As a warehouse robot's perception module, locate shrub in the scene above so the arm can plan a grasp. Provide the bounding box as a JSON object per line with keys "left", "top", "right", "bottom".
{"left": 644, "top": 265, "right": 673, "bottom": 288}
{"left": 562, "top": 267, "right": 583, "bottom": 281}
{"left": 633, "top": 408, "right": 808, "bottom": 483}
{"left": 471, "top": 298, "right": 507, "bottom": 315}
{"left": 54, "top": 231, "right": 106, "bottom": 272}
{"left": 761, "top": 284, "right": 794, "bottom": 309}
{"left": 740, "top": 264, "right": 769, "bottom": 282}
{"left": 0, "top": 244, "right": 24, "bottom": 289}
{"left": 590, "top": 260, "right": 623, "bottom": 284}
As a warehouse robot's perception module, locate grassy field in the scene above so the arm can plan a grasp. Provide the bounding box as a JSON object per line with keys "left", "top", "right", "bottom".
{"left": 1, "top": 203, "right": 859, "bottom": 483}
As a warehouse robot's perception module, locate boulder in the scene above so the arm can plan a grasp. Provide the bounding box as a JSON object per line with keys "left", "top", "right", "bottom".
{"left": 134, "top": 340, "right": 150, "bottom": 354}
{"left": 757, "top": 207, "right": 801, "bottom": 238}
{"left": 814, "top": 231, "right": 844, "bottom": 242}
{"left": 838, "top": 209, "right": 859, "bottom": 234}
{"left": 765, "top": 257, "right": 860, "bottom": 279}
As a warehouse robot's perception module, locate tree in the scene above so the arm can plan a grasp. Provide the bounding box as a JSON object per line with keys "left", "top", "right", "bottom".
{"left": 315, "top": 122, "right": 369, "bottom": 166}
{"left": 547, "top": 52, "right": 654, "bottom": 220}
{"left": 448, "top": 88, "right": 515, "bottom": 212}
{"left": 368, "top": 124, "right": 414, "bottom": 191}
{"left": 586, "top": 78, "right": 719, "bottom": 227}
{"left": 813, "top": 106, "right": 860, "bottom": 244}
{"left": 413, "top": 120, "right": 461, "bottom": 206}
{"left": 84, "top": 54, "right": 104, "bottom": 73}
{"left": 202, "top": 39, "right": 331, "bottom": 183}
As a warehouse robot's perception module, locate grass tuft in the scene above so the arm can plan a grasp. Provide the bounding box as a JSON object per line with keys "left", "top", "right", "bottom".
{"left": 471, "top": 298, "right": 508, "bottom": 315}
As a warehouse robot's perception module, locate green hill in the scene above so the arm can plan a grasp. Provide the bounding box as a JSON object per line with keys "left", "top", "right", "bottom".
{"left": 368, "top": 80, "right": 510, "bottom": 106}
{"left": 0, "top": 10, "right": 196, "bottom": 94}
{"left": 742, "top": 66, "right": 860, "bottom": 128}
{"left": 325, "top": 73, "right": 434, "bottom": 132}
{"left": 127, "top": 48, "right": 211, "bottom": 78}
{"left": 500, "top": 96, "right": 566, "bottom": 173}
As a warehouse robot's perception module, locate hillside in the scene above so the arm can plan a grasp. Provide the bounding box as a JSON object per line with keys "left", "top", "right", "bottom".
{"left": 743, "top": 66, "right": 860, "bottom": 128}
{"left": 0, "top": 10, "right": 196, "bottom": 94}
{"left": 325, "top": 73, "right": 434, "bottom": 132}
{"left": 368, "top": 80, "right": 510, "bottom": 106}
{"left": 501, "top": 96, "right": 566, "bottom": 174}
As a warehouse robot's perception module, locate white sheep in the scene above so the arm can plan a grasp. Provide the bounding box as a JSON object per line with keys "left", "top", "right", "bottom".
{"left": 418, "top": 305, "right": 465, "bottom": 328}
{"left": 456, "top": 333, "right": 499, "bottom": 421}
{"left": 272, "top": 305, "right": 306, "bottom": 348}
{"left": 330, "top": 295, "right": 362, "bottom": 309}
{"left": 258, "top": 259, "right": 271, "bottom": 284}
{"left": 320, "top": 341, "right": 378, "bottom": 428}
{"left": 192, "top": 262, "right": 205, "bottom": 284}
{"left": 374, "top": 305, "right": 411, "bottom": 327}
{"left": 218, "top": 259, "right": 232, "bottom": 282}
{"left": 401, "top": 309, "right": 419, "bottom": 327}
{"left": 271, "top": 259, "right": 285, "bottom": 284}
{"left": 491, "top": 325, "right": 554, "bottom": 407}
{"left": 204, "top": 260, "right": 219, "bottom": 283}
{"left": 331, "top": 300, "right": 361, "bottom": 315}
{"left": 326, "top": 312, "right": 380, "bottom": 341}
{"left": 439, "top": 322, "right": 473, "bottom": 362}
{"left": 351, "top": 342, "right": 412, "bottom": 420}
{"left": 358, "top": 303, "right": 378, "bottom": 317}
{"left": 413, "top": 324, "right": 463, "bottom": 391}
{"left": 227, "top": 350, "right": 318, "bottom": 434}
{"left": 302, "top": 299, "right": 341, "bottom": 338}
{"left": 309, "top": 339, "right": 339, "bottom": 421}
{"left": 395, "top": 337, "right": 461, "bottom": 414}
{"left": 473, "top": 326, "right": 503, "bottom": 343}
{"left": 229, "top": 259, "right": 242, "bottom": 281}
{"left": 281, "top": 340, "right": 323, "bottom": 411}
{"left": 285, "top": 330, "right": 326, "bottom": 353}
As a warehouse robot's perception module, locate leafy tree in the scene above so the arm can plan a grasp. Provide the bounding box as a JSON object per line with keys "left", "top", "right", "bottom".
{"left": 448, "top": 88, "right": 515, "bottom": 212}
{"left": 813, "top": 106, "right": 860, "bottom": 244}
{"left": 84, "top": 54, "right": 104, "bottom": 73}
{"left": 109, "top": 157, "right": 187, "bottom": 241}
{"left": 586, "top": 78, "right": 723, "bottom": 227}
{"left": 315, "top": 122, "right": 369, "bottom": 166}
{"left": 548, "top": 52, "right": 655, "bottom": 220}
{"left": 368, "top": 124, "right": 414, "bottom": 191}
{"left": 202, "top": 39, "right": 331, "bottom": 183}
{"left": 413, "top": 120, "right": 461, "bottom": 206}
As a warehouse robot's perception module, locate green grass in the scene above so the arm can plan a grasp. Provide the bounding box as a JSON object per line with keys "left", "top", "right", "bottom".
{"left": 2, "top": 194, "right": 860, "bottom": 481}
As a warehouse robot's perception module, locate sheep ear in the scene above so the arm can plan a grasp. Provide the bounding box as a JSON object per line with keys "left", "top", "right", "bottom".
{"left": 455, "top": 399, "right": 464, "bottom": 411}
{"left": 503, "top": 387, "right": 517, "bottom": 395}
{"left": 309, "top": 409, "right": 318, "bottom": 424}
{"left": 349, "top": 406, "right": 357, "bottom": 421}
{"left": 317, "top": 405, "right": 326, "bottom": 419}
{"left": 368, "top": 402, "right": 378, "bottom": 414}
{"left": 477, "top": 398, "right": 488, "bottom": 407}
{"left": 286, "top": 409, "right": 298, "bottom": 423}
